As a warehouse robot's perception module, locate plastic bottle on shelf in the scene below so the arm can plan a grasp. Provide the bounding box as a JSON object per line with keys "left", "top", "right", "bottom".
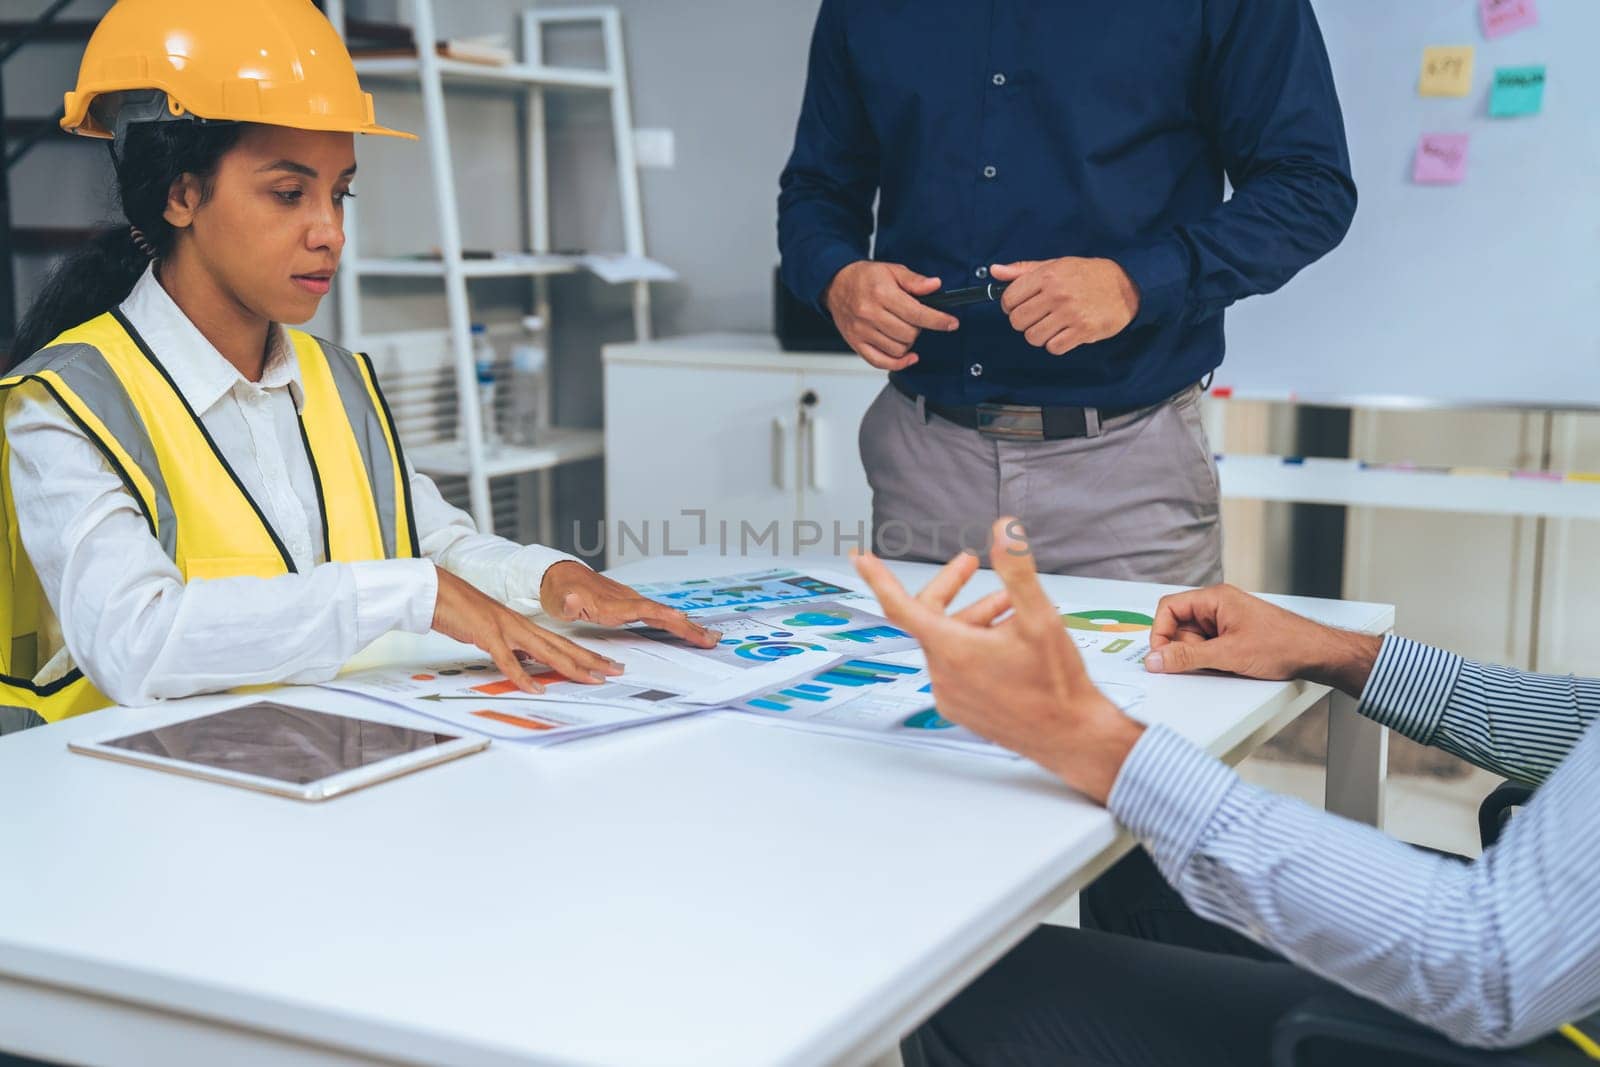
{"left": 471, "top": 323, "right": 500, "bottom": 456}
{"left": 509, "top": 315, "right": 547, "bottom": 447}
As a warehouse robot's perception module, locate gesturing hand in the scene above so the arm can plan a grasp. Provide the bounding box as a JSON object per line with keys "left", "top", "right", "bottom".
{"left": 850, "top": 518, "right": 1144, "bottom": 804}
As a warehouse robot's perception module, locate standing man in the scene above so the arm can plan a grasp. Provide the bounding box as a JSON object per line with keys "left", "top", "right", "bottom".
{"left": 778, "top": 0, "right": 1357, "bottom": 585}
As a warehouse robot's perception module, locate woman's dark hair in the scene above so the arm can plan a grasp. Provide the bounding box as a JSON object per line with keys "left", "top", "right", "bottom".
{"left": 8, "top": 119, "right": 244, "bottom": 369}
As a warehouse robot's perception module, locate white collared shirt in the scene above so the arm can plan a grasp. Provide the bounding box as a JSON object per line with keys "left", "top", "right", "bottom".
{"left": 3, "top": 264, "right": 581, "bottom": 705}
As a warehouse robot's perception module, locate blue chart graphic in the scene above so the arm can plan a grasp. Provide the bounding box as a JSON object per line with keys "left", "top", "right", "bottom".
{"left": 902, "top": 709, "right": 955, "bottom": 731}
{"left": 828, "top": 624, "right": 909, "bottom": 645}
{"left": 746, "top": 658, "right": 921, "bottom": 712}
{"left": 782, "top": 610, "right": 853, "bottom": 628}
{"left": 721, "top": 630, "right": 828, "bottom": 661}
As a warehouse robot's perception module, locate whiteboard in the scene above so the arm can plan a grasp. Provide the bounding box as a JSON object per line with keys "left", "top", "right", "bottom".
{"left": 1216, "top": 0, "right": 1600, "bottom": 408}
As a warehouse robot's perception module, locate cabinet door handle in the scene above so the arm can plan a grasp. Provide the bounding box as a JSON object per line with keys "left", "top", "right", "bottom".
{"left": 772, "top": 415, "right": 793, "bottom": 490}
{"left": 805, "top": 414, "right": 828, "bottom": 491}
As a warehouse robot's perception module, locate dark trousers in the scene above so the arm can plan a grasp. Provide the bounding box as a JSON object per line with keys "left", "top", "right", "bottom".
{"left": 902, "top": 849, "right": 1422, "bottom": 1067}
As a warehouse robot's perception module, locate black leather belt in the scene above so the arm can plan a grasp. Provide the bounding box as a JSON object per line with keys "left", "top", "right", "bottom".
{"left": 892, "top": 377, "right": 1147, "bottom": 441}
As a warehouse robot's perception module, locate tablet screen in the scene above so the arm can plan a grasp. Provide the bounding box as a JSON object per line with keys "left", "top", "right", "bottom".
{"left": 100, "top": 701, "right": 462, "bottom": 786}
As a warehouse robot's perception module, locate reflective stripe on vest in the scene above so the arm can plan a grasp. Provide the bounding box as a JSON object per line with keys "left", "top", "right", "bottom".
{"left": 0, "top": 310, "right": 417, "bottom": 725}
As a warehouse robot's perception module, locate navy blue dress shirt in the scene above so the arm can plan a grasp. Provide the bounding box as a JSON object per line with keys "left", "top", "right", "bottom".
{"left": 777, "top": 0, "right": 1357, "bottom": 409}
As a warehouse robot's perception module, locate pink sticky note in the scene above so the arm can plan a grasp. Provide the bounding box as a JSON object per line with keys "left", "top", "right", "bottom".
{"left": 1480, "top": 0, "right": 1538, "bottom": 39}
{"left": 1413, "top": 133, "right": 1469, "bottom": 184}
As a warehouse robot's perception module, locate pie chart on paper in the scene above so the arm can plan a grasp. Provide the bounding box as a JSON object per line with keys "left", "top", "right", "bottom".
{"left": 1060, "top": 609, "right": 1154, "bottom": 633}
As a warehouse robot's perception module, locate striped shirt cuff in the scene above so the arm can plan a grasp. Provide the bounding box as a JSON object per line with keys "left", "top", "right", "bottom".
{"left": 1356, "top": 635, "right": 1464, "bottom": 746}
{"left": 1107, "top": 724, "right": 1241, "bottom": 884}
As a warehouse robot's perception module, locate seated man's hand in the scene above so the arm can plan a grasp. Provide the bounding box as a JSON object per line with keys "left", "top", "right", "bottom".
{"left": 851, "top": 518, "right": 1144, "bottom": 804}
{"left": 1144, "top": 584, "right": 1380, "bottom": 696}
{"left": 539, "top": 561, "right": 721, "bottom": 648}
{"left": 991, "top": 257, "right": 1139, "bottom": 356}
{"left": 823, "top": 260, "right": 960, "bottom": 371}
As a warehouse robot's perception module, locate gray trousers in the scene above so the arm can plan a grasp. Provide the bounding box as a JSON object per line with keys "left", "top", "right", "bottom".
{"left": 858, "top": 383, "right": 1223, "bottom": 585}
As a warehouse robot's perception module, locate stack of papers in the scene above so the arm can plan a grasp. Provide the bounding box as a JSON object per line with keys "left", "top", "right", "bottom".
{"left": 316, "top": 567, "right": 1157, "bottom": 758}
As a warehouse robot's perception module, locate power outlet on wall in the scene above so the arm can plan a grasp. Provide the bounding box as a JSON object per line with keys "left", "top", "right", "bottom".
{"left": 633, "top": 127, "right": 676, "bottom": 169}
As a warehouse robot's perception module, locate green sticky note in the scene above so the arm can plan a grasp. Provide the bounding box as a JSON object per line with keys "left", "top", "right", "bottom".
{"left": 1490, "top": 64, "right": 1545, "bottom": 116}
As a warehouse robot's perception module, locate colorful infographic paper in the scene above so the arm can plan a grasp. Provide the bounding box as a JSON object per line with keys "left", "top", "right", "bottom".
{"left": 317, "top": 659, "right": 697, "bottom": 744}
{"left": 630, "top": 567, "right": 857, "bottom": 616}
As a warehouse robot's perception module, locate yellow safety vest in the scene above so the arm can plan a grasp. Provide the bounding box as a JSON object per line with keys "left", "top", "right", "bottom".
{"left": 0, "top": 309, "right": 417, "bottom": 729}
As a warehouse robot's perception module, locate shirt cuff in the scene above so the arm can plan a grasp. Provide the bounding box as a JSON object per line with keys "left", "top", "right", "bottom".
{"left": 1113, "top": 237, "right": 1190, "bottom": 329}
{"left": 503, "top": 546, "right": 587, "bottom": 614}
{"left": 1355, "top": 634, "right": 1464, "bottom": 746}
{"left": 797, "top": 243, "right": 867, "bottom": 314}
{"left": 349, "top": 558, "right": 437, "bottom": 647}
{"left": 1106, "top": 724, "right": 1241, "bottom": 884}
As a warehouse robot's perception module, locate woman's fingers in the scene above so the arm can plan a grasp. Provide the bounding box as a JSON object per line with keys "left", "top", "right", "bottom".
{"left": 486, "top": 640, "right": 545, "bottom": 694}
{"left": 513, "top": 620, "right": 619, "bottom": 684}
{"left": 592, "top": 596, "right": 720, "bottom": 647}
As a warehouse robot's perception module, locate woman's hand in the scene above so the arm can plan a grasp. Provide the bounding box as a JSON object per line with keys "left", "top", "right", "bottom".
{"left": 539, "top": 561, "right": 720, "bottom": 648}
{"left": 431, "top": 565, "right": 624, "bottom": 692}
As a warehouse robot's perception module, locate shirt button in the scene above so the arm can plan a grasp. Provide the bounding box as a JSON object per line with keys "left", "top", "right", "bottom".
{"left": 969, "top": 363, "right": 984, "bottom": 377}
{"left": 975, "top": 265, "right": 989, "bottom": 279}
{"left": 982, "top": 165, "right": 997, "bottom": 179}
{"left": 992, "top": 72, "right": 1006, "bottom": 86}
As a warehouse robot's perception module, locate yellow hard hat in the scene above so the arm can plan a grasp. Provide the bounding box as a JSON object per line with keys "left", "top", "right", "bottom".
{"left": 61, "top": 0, "right": 415, "bottom": 141}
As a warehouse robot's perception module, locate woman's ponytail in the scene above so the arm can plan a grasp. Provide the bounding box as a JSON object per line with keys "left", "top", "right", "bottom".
{"left": 10, "top": 227, "right": 151, "bottom": 364}
{"left": 7, "top": 119, "right": 243, "bottom": 371}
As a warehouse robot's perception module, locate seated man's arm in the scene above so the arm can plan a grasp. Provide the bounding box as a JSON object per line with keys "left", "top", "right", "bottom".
{"left": 1360, "top": 636, "right": 1596, "bottom": 786}
{"left": 1112, "top": 719, "right": 1600, "bottom": 1048}
{"left": 851, "top": 522, "right": 1600, "bottom": 1053}
{"left": 1145, "top": 586, "right": 1596, "bottom": 785}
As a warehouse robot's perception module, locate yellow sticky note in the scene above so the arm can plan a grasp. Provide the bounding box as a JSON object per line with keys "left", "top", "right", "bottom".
{"left": 1420, "top": 46, "right": 1475, "bottom": 97}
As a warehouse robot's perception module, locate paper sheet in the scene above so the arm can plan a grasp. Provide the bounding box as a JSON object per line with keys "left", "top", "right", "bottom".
{"left": 318, "top": 658, "right": 700, "bottom": 745}
{"left": 630, "top": 567, "right": 862, "bottom": 617}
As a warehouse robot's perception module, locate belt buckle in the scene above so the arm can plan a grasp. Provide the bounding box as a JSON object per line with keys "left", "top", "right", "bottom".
{"left": 975, "top": 403, "right": 1044, "bottom": 440}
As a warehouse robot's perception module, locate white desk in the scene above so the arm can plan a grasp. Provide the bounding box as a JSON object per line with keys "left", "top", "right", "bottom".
{"left": 0, "top": 557, "right": 1392, "bottom": 1067}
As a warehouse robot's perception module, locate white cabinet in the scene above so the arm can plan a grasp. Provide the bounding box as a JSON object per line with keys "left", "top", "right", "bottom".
{"left": 603, "top": 334, "right": 884, "bottom": 566}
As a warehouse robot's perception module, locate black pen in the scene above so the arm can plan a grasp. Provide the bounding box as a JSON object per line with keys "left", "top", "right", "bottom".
{"left": 919, "top": 281, "right": 1010, "bottom": 310}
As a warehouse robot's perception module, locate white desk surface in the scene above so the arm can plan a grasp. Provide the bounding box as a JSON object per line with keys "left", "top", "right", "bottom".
{"left": 0, "top": 556, "right": 1393, "bottom": 1067}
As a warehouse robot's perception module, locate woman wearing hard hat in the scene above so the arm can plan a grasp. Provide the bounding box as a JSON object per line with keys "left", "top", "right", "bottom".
{"left": 0, "top": 0, "right": 716, "bottom": 732}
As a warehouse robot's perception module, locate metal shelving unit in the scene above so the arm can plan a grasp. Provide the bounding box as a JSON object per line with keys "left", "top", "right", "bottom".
{"left": 323, "top": 0, "right": 660, "bottom": 535}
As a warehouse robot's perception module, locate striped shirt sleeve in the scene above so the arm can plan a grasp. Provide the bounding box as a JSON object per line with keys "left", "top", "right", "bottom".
{"left": 1109, "top": 713, "right": 1600, "bottom": 1048}
{"left": 1359, "top": 635, "right": 1598, "bottom": 785}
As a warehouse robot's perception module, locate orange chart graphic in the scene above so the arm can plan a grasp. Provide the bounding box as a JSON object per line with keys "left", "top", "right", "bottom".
{"left": 471, "top": 672, "right": 563, "bottom": 696}
{"left": 471, "top": 709, "right": 558, "bottom": 731}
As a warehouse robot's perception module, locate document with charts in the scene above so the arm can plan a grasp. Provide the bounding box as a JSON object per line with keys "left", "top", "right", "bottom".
{"left": 315, "top": 658, "right": 701, "bottom": 745}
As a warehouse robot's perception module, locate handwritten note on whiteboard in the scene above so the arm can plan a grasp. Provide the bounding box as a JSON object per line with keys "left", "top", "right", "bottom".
{"left": 1412, "top": 133, "right": 1470, "bottom": 185}
{"left": 1489, "top": 65, "right": 1546, "bottom": 116}
{"left": 1481, "top": 0, "right": 1538, "bottom": 40}
{"left": 1419, "top": 46, "right": 1475, "bottom": 97}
